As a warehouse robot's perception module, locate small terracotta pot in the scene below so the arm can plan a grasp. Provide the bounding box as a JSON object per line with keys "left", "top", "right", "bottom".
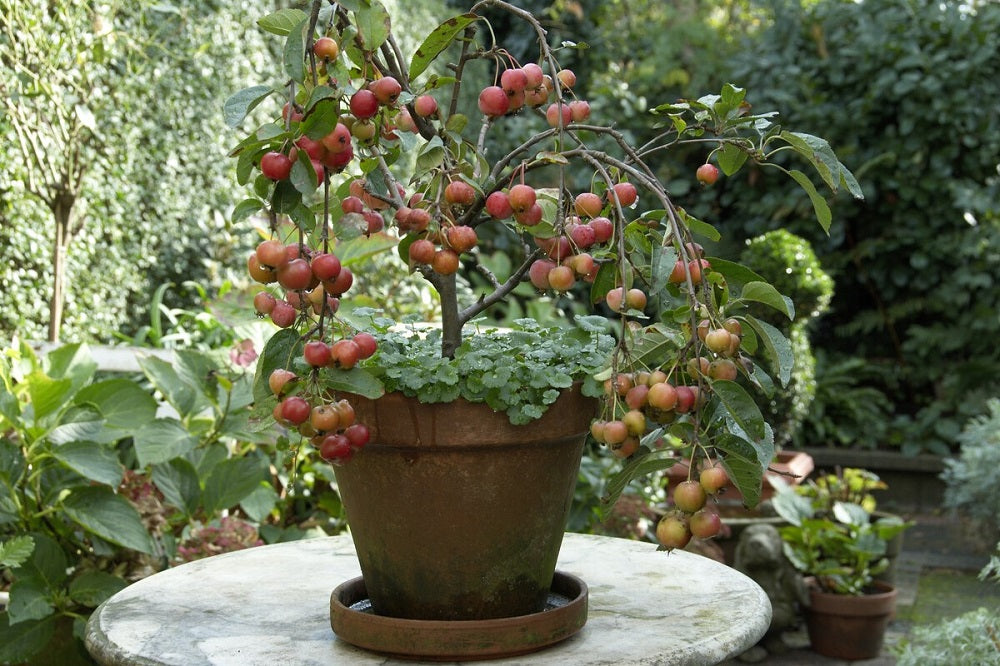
{"left": 805, "top": 580, "right": 897, "bottom": 660}
{"left": 333, "top": 387, "right": 595, "bottom": 621}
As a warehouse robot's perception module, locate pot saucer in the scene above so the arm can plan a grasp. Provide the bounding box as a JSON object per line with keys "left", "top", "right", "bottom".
{"left": 330, "top": 571, "right": 588, "bottom": 661}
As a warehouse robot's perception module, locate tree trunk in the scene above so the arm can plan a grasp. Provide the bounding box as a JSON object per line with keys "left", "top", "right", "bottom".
{"left": 48, "top": 200, "right": 72, "bottom": 343}
{"left": 439, "top": 273, "right": 461, "bottom": 358}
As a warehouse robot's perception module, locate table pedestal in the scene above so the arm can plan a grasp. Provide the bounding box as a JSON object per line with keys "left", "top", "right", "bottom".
{"left": 86, "top": 533, "right": 770, "bottom": 665}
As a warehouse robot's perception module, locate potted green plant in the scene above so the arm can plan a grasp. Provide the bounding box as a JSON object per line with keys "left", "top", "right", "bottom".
{"left": 225, "top": 0, "right": 860, "bottom": 656}
{"left": 772, "top": 473, "right": 911, "bottom": 660}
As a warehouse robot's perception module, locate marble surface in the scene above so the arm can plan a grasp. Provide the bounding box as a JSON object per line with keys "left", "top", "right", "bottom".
{"left": 86, "top": 533, "right": 771, "bottom": 665}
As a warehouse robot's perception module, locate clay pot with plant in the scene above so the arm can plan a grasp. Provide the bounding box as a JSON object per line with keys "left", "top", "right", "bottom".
{"left": 772, "top": 473, "right": 911, "bottom": 660}
{"left": 225, "top": 0, "right": 861, "bottom": 652}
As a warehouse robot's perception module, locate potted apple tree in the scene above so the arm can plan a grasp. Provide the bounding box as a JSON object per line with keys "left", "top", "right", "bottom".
{"left": 225, "top": 0, "right": 861, "bottom": 657}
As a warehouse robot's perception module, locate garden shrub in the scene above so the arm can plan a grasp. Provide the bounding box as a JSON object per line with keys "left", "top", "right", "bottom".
{"left": 716, "top": 0, "right": 1000, "bottom": 453}
{"left": 739, "top": 230, "right": 833, "bottom": 446}
{"left": 793, "top": 350, "right": 894, "bottom": 450}
{"left": 941, "top": 398, "right": 1000, "bottom": 533}
{"left": 894, "top": 540, "right": 1000, "bottom": 665}
{"left": 0, "top": 339, "right": 347, "bottom": 663}
{"left": 894, "top": 607, "right": 1000, "bottom": 665}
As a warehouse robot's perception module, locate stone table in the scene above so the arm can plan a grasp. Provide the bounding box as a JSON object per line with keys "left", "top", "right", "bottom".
{"left": 86, "top": 533, "right": 771, "bottom": 665}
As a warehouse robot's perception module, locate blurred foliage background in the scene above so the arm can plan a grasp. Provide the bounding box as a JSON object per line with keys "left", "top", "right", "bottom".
{"left": 2, "top": 0, "right": 999, "bottom": 455}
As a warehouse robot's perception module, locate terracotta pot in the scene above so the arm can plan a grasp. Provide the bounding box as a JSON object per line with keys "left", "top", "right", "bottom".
{"left": 333, "top": 387, "right": 596, "bottom": 621}
{"left": 805, "top": 581, "right": 897, "bottom": 660}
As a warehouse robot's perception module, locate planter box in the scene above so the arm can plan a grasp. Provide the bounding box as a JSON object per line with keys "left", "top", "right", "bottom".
{"left": 802, "top": 447, "right": 945, "bottom": 513}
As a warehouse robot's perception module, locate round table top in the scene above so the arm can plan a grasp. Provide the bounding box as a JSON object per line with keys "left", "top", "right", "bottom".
{"left": 86, "top": 533, "right": 770, "bottom": 665}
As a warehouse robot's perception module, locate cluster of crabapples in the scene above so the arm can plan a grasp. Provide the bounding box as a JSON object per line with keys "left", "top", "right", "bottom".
{"left": 656, "top": 465, "right": 729, "bottom": 550}
{"left": 267, "top": 355, "right": 374, "bottom": 464}
{"left": 509, "top": 183, "right": 636, "bottom": 292}
{"left": 474, "top": 61, "right": 591, "bottom": 126}
{"left": 588, "top": 316, "right": 746, "bottom": 452}
{"left": 248, "top": 229, "right": 380, "bottom": 465}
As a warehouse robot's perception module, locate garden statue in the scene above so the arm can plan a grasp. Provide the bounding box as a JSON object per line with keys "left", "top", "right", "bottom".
{"left": 734, "top": 522, "right": 809, "bottom": 659}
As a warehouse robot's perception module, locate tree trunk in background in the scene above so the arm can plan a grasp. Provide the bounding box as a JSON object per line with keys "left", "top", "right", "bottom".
{"left": 48, "top": 199, "right": 73, "bottom": 343}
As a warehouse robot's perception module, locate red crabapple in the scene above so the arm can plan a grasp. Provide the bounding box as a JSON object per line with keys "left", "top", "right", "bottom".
{"left": 370, "top": 76, "right": 402, "bottom": 105}
{"left": 414, "top": 94, "right": 438, "bottom": 118}
{"left": 673, "top": 480, "right": 707, "bottom": 512}
{"left": 478, "top": 86, "right": 510, "bottom": 117}
{"left": 485, "top": 191, "right": 513, "bottom": 219}
{"left": 696, "top": 163, "right": 720, "bottom": 186}
{"left": 313, "top": 37, "right": 340, "bottom": 60}
{"left": 508, "top": 184, "right": 537, "bottom": 213}
{"left": 260, "top": 152, "right": 293, "bottom": 181}
{"left": 350, "top": 89, "right": 379, "bottom": 119}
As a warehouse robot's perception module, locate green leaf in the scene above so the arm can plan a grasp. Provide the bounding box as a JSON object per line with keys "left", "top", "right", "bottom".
{"left": 0, "top": 614, "right": 57, "bottom": 664}
{"left": 133, "top": 419, "right": 199, "bottom": 468}
{"left": 253, "top": 329, "right": 304, "bottom": 404}
{"left": 202, "top": 457, "right": 267, "bottom": 514}
{"left": 679, "top": 211, "right": 721, "bottom": 242}
{"left": 68, "top": 571, "right": 127, "bottom": 608}
{"left": 42, "top": 343, "right": 96, "bottom": 390}
{"left": 12, "top": 534, "right": 67, "bottom": 590}
{"left": 410, "top": 13, "right": 478, "bottom": 80}
{"left": 256, "top": 8, "right": 308, "bottom": 36}
{"left": 26, "top": 373, "right": 72, "bottom": 424}
{"left": 833, "top": 501, "right": 870, "bottom": 527}
{"left": 75, "top": 378, "right": 157, "bottom": 429}
{"left": 445, "top": 113, "right": 468, "bottom": 134}
{"left": 0, "top": 385, "right": 22, "bottom": 429}
{"left": 744, "top": 316, "right": 794, "bottom": 387}
{"left": 232, "top": 198, "right": 263, "bottom": 222}
{"left": 771, "top": 487, "right": 814, "bottom": 526}
{"left": 716, "top": 438, "right": 765, "bottom": 508}
{"left": 416, "top": 135, "right": 445, "bottom": 172}
{"left": 224, "top": 85, "right": 273, "bottom": 128}
{"left": 7, "top": 579, "right": 53, "bottom": 624}
{"left": 624, "top": 323, "right": 686, "bottom": 369}
{"left": 787, "top": 169, "right": 832, "bottom": 233}
{"left": 719, "top": 83, "right": 746, "bottom": 114}
{"left": 718, "top": 142, "right": 748, "bottom": 176}
{"left": 303, "top": 85, "right": 339, "bottom": 113}
{"left": 712, "top": 380, "right": 766, "bottom": 442}
{"left": 783, "top": 131, "right": 842, "bottom": 190}
{"left": 152, "top": 458, "right": 201, "bottom": 517}
{"left": 320, "top": 367, "right": 385, "bottom": 400}
{"left": 138, "top": 355, "right": 199, "bottom": 416}
{"left": 283, "top": 18, "right": 308, "bottom": 83}
{"left": 705, "top": 257, "right": 766, "bottom": 287}
{"left": 290, "top": 149, "right": 318, "bottom": 197}
{"left": 336, "top": 233, "right": 398, "bottom": 266}
{"left": 839, "top": 162, "right": 864, "bottom": 200}
{"left": 61, "top": 486, "right": 155, "bottom": 554}
{"left": 271, "top": 179, "right": 303, "bottom": 215}
{"left": 354, "top": 1, "right": 392, "bottom": 52}
{"left": 46, "top": 408, "right": 105, "bottom": 445}
{"left": 600, "top": 449, "right": 679, "bottom": 520}
{"left": 650, "top": 245, "right": 678, "bottom": 297}
{"left": 740, "top": 281, "right": 794, "bottom": 320}
{"left": 51, "top": 441, "right": 123, "bottom": 487}
{"left": 240, "top": 483, "right": 279, "bottom": 522}
{"left": 171, "top": 350, "right": 218, "bottom": 405}
{"left": 301, "top": 98, "right": 341, "bottom": 139}
{"left": 0, "top": 536, "right": 34, "bottom": 568}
